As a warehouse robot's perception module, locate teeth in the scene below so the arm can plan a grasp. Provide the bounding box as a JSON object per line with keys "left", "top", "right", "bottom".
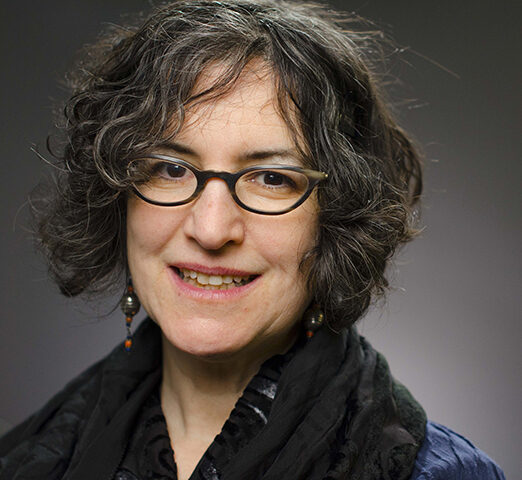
{"left": 196, "top": 273, "right": 209, "bottom": 285}
{"left": 178, "top": 268, "right": 252, "bottom": 289}
{"left": 209, "top": 275, "right": 223, "bottom": 286}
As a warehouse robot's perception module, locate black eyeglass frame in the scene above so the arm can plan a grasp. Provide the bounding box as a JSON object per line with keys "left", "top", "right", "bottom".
{"left": 129, "top": 154, "right": 328, "bottom": 215}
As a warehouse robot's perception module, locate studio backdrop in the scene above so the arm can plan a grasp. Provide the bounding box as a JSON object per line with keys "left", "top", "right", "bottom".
{"left": 0, "top": 1, "right": 519, "bottom": 478}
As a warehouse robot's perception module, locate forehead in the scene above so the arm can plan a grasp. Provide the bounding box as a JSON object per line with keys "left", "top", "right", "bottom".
{"left": 171, "top": 62, "right": 303, "bottom": 155}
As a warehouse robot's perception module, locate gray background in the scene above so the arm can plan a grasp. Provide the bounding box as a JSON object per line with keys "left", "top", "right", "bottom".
{"left": 1, "top": 1, "right": 520, "bottom": 478}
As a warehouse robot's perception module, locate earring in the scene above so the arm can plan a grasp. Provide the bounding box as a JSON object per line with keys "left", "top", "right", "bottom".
{"left": 303, "top": 304, "right": 324, "bottom": 339}
{"left": 120, "top": 279, "right": 141, "bottom": 351}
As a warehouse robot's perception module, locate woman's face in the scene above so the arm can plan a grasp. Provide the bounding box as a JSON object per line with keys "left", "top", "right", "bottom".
{"left": 126, "top": 66, "right": 319, "bottom": 363}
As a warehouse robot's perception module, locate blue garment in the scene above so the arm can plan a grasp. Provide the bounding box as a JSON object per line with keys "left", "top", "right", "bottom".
{"left": 411, "top": 421, "right": 505, "bottom": 479}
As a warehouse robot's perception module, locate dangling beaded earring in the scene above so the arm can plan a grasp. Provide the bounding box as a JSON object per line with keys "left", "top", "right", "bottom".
{"left": 303, "top": 304, "right": 324, "bottom": 339}
{"left": 120, "top": 279, "right": 141, "bottom": 351}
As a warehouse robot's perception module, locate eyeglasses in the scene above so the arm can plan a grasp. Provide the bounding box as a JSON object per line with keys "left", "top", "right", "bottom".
{"left": 128, "top": 154, "right": 328, "bottom": 215}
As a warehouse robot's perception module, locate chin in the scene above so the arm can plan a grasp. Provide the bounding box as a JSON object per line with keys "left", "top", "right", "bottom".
{"left": 160, "top": 318, "right": 254, "bottom": 361}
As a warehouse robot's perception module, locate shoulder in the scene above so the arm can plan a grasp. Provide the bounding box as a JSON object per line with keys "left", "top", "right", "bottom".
{"left": 410, "top": 421, "right": 505, "bottom": 480}
{"left": 0, "top": 320, "right": 161, "bottom": 479}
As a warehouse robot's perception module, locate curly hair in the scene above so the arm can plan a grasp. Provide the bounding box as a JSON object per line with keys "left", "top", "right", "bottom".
{"left": 35, "top": 0, "right": 422, "bottom": 330}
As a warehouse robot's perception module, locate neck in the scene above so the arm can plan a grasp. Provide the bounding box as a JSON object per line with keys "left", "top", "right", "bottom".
{"left": 159, "top": 329, "right": 297, "bottom": 441}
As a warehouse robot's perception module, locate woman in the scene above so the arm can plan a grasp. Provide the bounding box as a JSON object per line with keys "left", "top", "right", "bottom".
{"left": 0, "top": 1, "right": 505, "bottom": 479}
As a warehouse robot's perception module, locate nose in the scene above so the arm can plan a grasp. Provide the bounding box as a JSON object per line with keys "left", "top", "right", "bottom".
{"left": 183, "top": 178, "right": 245, "bottom": 250}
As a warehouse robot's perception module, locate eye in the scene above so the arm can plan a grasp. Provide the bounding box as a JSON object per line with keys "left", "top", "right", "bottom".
{"left": 152, "top": 161, "right": 189, "bottom": 180}
{"left": 250, "top": 170, "right": 298, "bottom": 189}
{"left": 260, "top": 171, "right": 289, "bottom": 186}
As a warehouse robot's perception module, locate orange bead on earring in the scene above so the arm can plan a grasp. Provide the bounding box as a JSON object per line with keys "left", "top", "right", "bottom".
{"left": 120, "top": 280, "right": 141, "bottom": 351}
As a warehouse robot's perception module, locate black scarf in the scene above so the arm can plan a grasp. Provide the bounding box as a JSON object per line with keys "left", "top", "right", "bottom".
{"left": 0, "top": 319, "right": 426, "bottom": 480}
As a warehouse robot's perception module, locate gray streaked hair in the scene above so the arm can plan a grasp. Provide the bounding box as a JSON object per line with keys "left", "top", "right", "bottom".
{"left": 34, "top": 0, "right": 422, "bottom": 329}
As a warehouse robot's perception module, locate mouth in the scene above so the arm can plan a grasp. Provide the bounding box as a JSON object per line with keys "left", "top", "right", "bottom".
{"left": 172, "top": 267, "right": 258, "bottom": 290}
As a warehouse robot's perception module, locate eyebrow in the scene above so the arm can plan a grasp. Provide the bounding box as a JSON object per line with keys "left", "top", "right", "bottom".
{"left": 158, "top": 141, "right": 303, "bottom": 165}
{"left": 159, "top": 141, "right": 195, "bottom": 156}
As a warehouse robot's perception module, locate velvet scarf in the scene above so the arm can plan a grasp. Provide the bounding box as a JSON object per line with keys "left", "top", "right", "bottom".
{"left": 0, "top": 319, "right": 426, "bottom": 480}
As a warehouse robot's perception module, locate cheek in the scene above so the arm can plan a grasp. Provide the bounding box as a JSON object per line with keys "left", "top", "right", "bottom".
{"left": 126, "top": 198, "right": 180, "bottom": 256}
{"left": 126, "top": 199, "right": 182, "bottom": 312}
{"left": 255, "top": 208, "right": 318, "bottom": 275}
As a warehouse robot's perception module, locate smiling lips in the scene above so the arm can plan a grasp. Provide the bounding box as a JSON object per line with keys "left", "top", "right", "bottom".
{"left": 173, "top": 266, "right": 257, "bottom": 290}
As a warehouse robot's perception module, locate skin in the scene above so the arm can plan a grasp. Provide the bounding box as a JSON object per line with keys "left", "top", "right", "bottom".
{"left": 126, "top": 63, "right": 319, "bottom": 479}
